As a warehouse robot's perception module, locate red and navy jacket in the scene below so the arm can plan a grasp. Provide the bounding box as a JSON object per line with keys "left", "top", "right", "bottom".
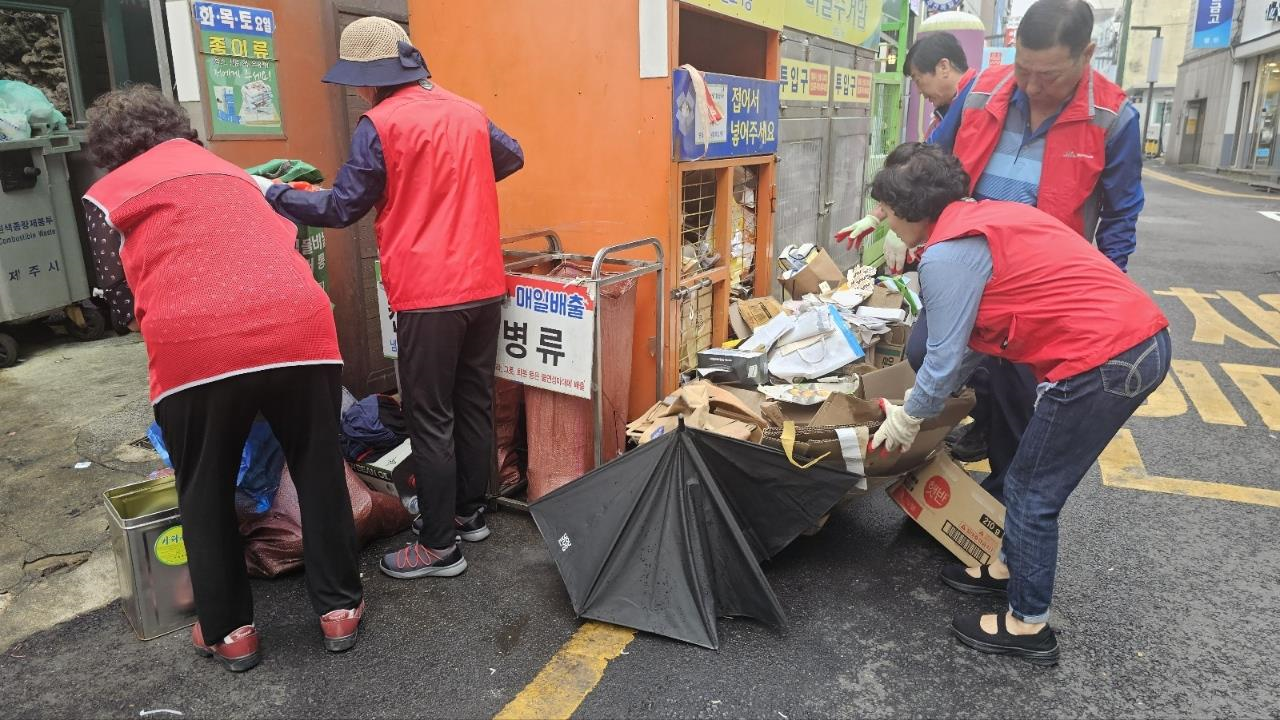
{"left": 267, "top": 81, "right": 524, "bottom": 312}
{"left": 950, "top": 64, "right": 1142, "bottom": 268}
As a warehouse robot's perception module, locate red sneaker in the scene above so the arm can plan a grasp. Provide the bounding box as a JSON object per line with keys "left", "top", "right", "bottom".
{"left": 320, "top": 601, "right": 365, "bottom": 653}
{"left": 191, "top": 622, "right": 260, "bottom": 672}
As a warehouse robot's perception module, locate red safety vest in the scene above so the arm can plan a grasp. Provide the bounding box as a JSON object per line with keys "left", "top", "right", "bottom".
{"left": 364, "top": 83, "right": 505, "bottom": 311}
{"left": 952, "top": 64, "right": 1130, "bottom": 240}
{"left": 85, "top": 139, "right": 341, "bottom": 403}
{"left": 923, "top": 200, "right": 1167, "bottom": 382}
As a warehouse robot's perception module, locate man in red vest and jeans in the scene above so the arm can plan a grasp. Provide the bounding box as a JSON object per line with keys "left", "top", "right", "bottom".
{"left": 922, "top": 0, "right": 1145, "bottom": 504}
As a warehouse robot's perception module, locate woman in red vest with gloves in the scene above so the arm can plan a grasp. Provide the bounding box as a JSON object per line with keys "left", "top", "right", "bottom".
{"left": 82, "top": 86, "right": 363, "bottom": 672}
{"left": 262, "top": 18, "right": 524, "bottom": 580}
{"left": 866, "top": 143, "right": 1170, "bottom": 665}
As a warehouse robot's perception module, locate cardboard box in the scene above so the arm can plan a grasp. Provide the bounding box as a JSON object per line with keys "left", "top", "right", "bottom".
{"left": 697, "top": 348, "right": 769, "bottom": 385}
{"left": 349, "top": 439, "right": 416, "bottom": 506}
{"left": 760, "top": 362, "right": 974, "bottom": 478}
{"left": 888, "top": 453, "right": 1005, "bottom": 567}
{"left": 864, "top": 285, "right": 904, "bottom": 310}
{"left": 738, "top": 297, "right": 783, "bottom": 329}
{"left": 780, "top": 248, "right": 844, "bottom": 299}
{"left": 874, "top": 324, "right": 911, "bottom": 369}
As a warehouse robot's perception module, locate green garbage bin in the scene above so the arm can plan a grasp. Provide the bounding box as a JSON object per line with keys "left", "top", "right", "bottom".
{"left": 0, "top": 133, "right": 103, "bottom": 366}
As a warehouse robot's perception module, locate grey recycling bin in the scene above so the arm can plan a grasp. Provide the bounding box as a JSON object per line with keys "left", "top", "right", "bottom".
{"left": 104, "top": 474, "right": 197, "bottom": 641}
{"left": 0, "top": 133, "right": 102, "bottom": 367}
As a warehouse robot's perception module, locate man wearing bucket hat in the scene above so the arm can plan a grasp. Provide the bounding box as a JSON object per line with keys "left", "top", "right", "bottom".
{"left": 263, "top": 17, "right": 523, "bottom": 581}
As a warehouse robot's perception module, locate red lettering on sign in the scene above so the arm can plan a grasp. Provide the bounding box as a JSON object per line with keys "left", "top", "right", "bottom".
{"left": 923, "top": 475, "right": 951, "bottom": 509}
{"left": 891, "top": 485, "right": 922, "bottom": 519}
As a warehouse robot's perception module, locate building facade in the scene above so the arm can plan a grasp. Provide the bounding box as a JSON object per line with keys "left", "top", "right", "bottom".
{"left": 1169, "top": 0, "right": 1280, "bottom": 175}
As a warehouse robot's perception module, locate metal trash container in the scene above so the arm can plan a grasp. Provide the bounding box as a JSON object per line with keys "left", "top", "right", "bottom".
{"left": 103, "top": 474, "right": 197, "bottom": 640}
{"left": 0, "top": 133, "right": 102, "bottom": 366}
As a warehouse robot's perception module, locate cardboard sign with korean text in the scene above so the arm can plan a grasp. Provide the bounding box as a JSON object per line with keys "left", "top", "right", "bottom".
{"left": 888, "top": 453, "right": 1005, "bottom": 567}
{"left": 497, "top": 275, "right": 595, "bottom": 399}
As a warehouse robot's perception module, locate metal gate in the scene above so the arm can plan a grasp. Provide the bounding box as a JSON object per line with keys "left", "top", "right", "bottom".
{"left": 773, "top": 32, "right": 875, "bottom": 278}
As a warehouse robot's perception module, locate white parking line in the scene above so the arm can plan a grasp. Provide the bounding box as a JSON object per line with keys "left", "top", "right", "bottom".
{"left": 1260, "top": 211, "right": 1280, "bottom": 222}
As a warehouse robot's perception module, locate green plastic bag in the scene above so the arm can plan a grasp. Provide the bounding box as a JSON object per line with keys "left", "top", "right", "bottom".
{"left": 0, "top": 80, "right": 68, "bottom": 139}
{"left": 245, "top": 158, "right": 328, "bottom": 290}
{"left": 244, "top": 158, "right": 324, "bottom": 184}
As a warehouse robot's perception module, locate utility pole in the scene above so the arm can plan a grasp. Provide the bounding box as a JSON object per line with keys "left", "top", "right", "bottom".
{"left": 1132, "top": 24, "right": 1164, "bottom": 157}
{"left": 1114, "top": 0, "right": 1135, "bottom": 87}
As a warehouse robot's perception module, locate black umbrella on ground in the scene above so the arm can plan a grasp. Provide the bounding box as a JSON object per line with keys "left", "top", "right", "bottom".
{"left": 529, "top": 422, "right": 864, "bottom": 649}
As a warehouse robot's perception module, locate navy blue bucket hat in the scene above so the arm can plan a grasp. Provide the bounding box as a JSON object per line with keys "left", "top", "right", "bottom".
{"left": 322, "top": 16, "right": 430, "bottom": 87}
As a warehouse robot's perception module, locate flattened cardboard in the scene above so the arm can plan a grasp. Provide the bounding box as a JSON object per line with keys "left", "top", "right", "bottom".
{"left": 865, "top": 285, "right": 904, "bottom": 310}
{"left": 888, "top": 452, "right": 1005, "bottom": 567}
{"left": 738, "top": 297, "right": 784, "bottom": 329}
{"left": 780, "top": 249, "right": 843, "bottom": 299}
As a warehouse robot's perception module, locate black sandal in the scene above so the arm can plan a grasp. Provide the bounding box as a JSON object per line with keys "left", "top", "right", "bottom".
{"left": 940, "top": 563, "right": 1008, "bottom": 596}
{"left": 951, "top": 612, "right": 1059, "bottom": 666}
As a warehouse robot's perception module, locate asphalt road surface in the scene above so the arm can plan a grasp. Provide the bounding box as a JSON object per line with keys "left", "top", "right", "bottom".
{"left": 4, "top": 164, "right": 1279, "bottom": 719}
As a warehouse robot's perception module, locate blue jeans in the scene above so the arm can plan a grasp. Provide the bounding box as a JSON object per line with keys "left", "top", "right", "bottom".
{"left": 1003, "top": 329, "right": 1171, "bottom": 624}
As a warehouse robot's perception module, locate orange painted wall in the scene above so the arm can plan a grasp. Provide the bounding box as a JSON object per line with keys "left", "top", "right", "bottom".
{"left": 410, "top": 0, "right": 674, "bottom": 414}
{"left": 200, "top": 1, "right": 371, "bottom": 393}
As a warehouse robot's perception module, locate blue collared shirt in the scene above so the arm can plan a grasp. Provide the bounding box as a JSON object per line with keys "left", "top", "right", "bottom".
{"left": 928, "top": 73, "right": 977, "bottom": 149}
{"left": 266, "top": 117, "right": 524, "bottom": 228}
{"left": 933, "top": 80, "right": 1144, "bottom": 270}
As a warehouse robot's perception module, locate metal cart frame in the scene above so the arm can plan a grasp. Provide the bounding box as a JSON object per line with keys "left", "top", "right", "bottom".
{"left": 489, "top": 230, "right": 665, "bottom": 511}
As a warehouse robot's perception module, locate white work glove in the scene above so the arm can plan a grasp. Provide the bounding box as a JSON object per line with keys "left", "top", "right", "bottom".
{"left": 835, "top": 214, "right": 880, "bottom": 250}
{"left": 870, "top": 397, "right": 923, "bottom": 453}
{"left": 250, "top": 175, "right": 274, "bottom": 195}
{"left": 882, "top": 229, "right": 910, "bottom": 275}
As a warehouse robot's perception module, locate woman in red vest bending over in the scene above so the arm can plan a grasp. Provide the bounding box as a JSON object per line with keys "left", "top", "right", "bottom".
{"left": 82, "top": 86, "right": 363, "bottom": 672}
{"left": 262, "top": 18, "right": 524, "bottom": 580}
{"left": 865, "top": 143, "right": 1170, "bottom": 665}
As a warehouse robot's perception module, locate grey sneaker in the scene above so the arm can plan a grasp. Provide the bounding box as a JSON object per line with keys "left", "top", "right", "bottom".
{"left": 411, "top": 510, "right": 491, "bottom": 543}
{"left": 379, "top": 542, "right": 467, "bottom": 579}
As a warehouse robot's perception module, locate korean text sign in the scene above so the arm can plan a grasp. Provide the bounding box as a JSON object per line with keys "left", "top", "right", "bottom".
{"left": 783, "top": 0, "right": 882, "bottom": 49}
{"left": 0, "top": 213, "right": 66, "bottom": 318}
{"left": 780, "top": 58, "right": 831, "bottom": 103}
{"left": 193, "top": 2, "right": 283, "bottom": 137}
{"left": 673, "top": 70, "right": 780, "bottom": 161}
{"left": 1193, "top": 0, "right": 1234, "bottom": 49}
{"left": 497, "top": 276, "right": 595, "bottom": 399}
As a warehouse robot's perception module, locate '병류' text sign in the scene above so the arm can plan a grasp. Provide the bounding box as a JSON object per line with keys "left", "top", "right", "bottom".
{"left": 497, "top": 275, "right": 595, "bottom": 399}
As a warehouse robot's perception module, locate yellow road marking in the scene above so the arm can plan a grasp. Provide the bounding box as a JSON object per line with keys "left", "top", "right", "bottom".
{"left": 1218, "top": 290, "right": 1280, "bottom": 345}
{"left": 494, "top": 622, "right": 636, "bottom": 720}
{"left": 1145, "top": 169, "right": 1280, "bottom": 200}
{"left": 1221, "top": 363, "right": 1280, "bottom": 431}
{"left": 1153, "top": 288, "right": 1277, "bottom": 349}
{"left": 1134, "top": 373, "right": 1188, "bottom": 418}
{"left": 1170, "top": 360, "right": 1246, "bottom": 426}
{"left": 1099, "top": 429, "right": 1280, "bottom": 508}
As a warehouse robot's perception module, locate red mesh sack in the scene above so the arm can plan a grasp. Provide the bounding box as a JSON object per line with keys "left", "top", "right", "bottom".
{"left": 494, "top": 378, "right": 525, "bottom": 492}
{"left": 240, "top": 463, "right": 410, "bottom": 578}
{"left": 525, "top": 263, "right": 636, "bottom": 501}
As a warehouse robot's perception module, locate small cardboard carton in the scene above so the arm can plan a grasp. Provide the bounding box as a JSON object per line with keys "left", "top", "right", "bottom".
{"left": 874, "top": 324, "right": 911, "bottom": 369}
{"left": 350, "top": 439, "right": 416, "bottom": 503}
{"left": 697, "top": 348, "right": 769, "bottom": 385}
{"left": 888, "top": 452, "right": 1005, "bottom": 567}
{"left": 780, "top": 248, "right": 844, "bottom": 299}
